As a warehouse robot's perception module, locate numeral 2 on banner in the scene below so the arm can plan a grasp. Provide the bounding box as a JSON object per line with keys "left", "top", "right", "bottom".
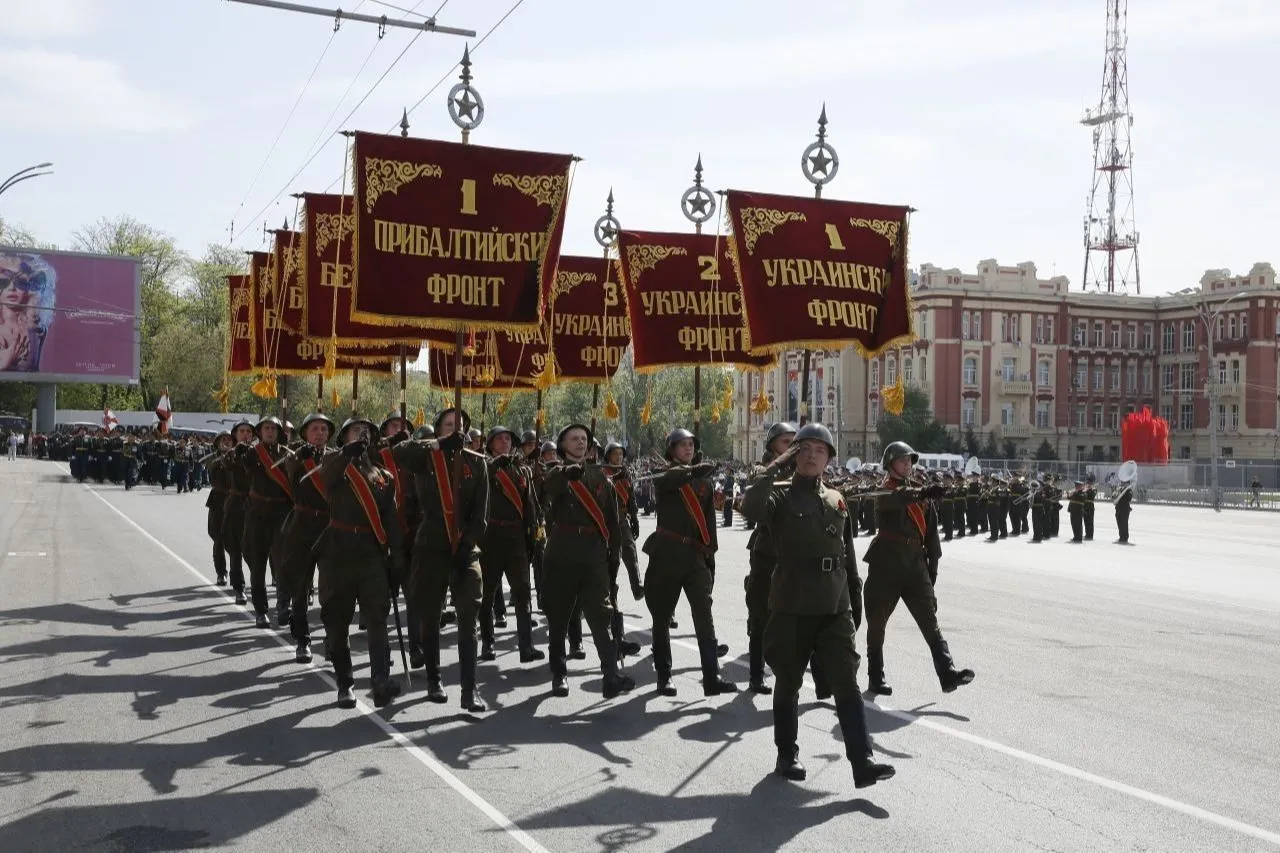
{"left": 460, "top": 179, "right": 478, "bottom": 216}
{"left": 697, "top": 255, "right": 721, "bottom": 282}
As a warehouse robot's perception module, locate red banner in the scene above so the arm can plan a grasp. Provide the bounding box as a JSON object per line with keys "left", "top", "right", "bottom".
{"left": 426, "top": 340, "right": 535, "bottom": 392}
{"left": 227, "top": 274, "right": 253, "bottom": 377}
{"left": 722, "top": 190, "right": 914, "bottom": 357}
{"left": 301, "top": 192, "right": 455, "bottom": 351}
{"left": 545, "top": 254, "right": 629, "bottom": 383}
{"left": 351, "top": 131, "right": 573, "bottom": 332}
{"left": 615, "top": 230, "right": 773, "bottom": 372}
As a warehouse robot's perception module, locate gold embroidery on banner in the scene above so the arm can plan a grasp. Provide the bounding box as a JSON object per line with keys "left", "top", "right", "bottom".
{"left": 492, "top": 173, "right": 567, "bottom": 207}
{"left": 364, "top": 158, "right": 443, "bottom": 213}
{"left": 551, "top": 270, "right": 598, "bottom": 301}
{"left": 282, "top": 240, "right": 303, "bottom": 285}
{"left": 738, "top": 207, "right": 807, "bottom": 255}
{"left": 313, "top": 212, "right": 356, "bottom": 255}
{"left": 624, "top": 245, "right": 688, "bottom": 282}
{"left": 231, "top": 283, "right": 251, "bottom": 314}
{"left": 849, "top": 218, "right": 901, "bottom": 251}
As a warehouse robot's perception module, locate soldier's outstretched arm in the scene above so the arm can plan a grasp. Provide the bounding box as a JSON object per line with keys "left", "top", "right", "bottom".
{"left": 740, "top": 469, "right": 780, "bottom": 523}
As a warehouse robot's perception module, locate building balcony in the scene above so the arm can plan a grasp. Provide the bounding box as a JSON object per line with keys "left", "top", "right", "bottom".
{"left": 1214, "top": 381, "right": 1242, "bottom": 398}
{"left": 998, "top": 424, "right": 1032, "bottom": 438}
{"left": 998, "top": 378, "right": 1033, "bottom": 395}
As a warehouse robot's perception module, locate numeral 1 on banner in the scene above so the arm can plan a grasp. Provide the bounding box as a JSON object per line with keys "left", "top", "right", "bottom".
{"left": 460, "top": 179, "right": 478, "bottom": 215}
{"left": 697, "top": 255, "right": 721, "bottom": 282}
{"left": 824, "top": 223, "right": 846, "bottom": 252}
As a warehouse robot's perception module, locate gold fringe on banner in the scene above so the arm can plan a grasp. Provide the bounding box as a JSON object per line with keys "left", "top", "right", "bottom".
{"left": 881, "top": 372, "right": 906, "bottom": 416}
{"left": 533, "top": 351, "right": 559, "bottom": 391}
{"left": 496, "top": 394, "right": 511, "bottom": 417}
{"left": 251, "top": 373, "right": 278, "bottom": 399}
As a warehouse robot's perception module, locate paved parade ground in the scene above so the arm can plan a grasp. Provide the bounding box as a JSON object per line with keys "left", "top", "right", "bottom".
{"left": 1, "top": 458, "right": 1277, "bottom": 852}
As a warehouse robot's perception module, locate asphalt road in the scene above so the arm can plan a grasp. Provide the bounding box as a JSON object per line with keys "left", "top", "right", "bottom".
{"left": 1, "top": 458, "right": 1277, "bottom": 852}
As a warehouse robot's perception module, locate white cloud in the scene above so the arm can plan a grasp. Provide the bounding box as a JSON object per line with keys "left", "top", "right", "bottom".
{"left": 0, "top": 49, "right": 200, "bottom": 133}
{"left": 0, "top": 0, "right": 101, "bottom": 39}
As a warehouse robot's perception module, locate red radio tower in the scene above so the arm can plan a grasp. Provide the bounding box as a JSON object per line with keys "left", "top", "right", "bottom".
{"left": 1081, "top": 0, "right": 1140, "bottom": 294}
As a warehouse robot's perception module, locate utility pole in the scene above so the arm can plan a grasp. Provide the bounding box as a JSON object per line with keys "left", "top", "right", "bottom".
{"left": 225, "top": 0, "right": 476, "bottom": 37}
{"left": 1184, "top": 287, "right": 1247, "bottom": 512}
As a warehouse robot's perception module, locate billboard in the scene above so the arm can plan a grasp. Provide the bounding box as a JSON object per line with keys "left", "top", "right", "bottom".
{"left": 0, "top": 246, "right": 141, "bottom": 384}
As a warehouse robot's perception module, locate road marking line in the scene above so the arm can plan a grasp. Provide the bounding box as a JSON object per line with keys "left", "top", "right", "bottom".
{"left": 75, "top": 473, "right": 552, "bottom": 853}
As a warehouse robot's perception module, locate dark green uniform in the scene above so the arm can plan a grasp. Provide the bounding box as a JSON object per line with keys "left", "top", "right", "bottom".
{"left": 280, "top": 445, "right": 336, "bottom": 658}
{"left": 239, "top": 440, "right": 292, "bottom": 626}
{"left": 1115, "top": 486, "right": 1132, "bottom": 543}
{"left": 1082, "top": 484, "right": 1096, "bottom": 540}
{"left": 479, "top": 455, "right": 542, "bottom": 661}
{"left": 1068, "top": 484, "right": 1086, "bottom": 542}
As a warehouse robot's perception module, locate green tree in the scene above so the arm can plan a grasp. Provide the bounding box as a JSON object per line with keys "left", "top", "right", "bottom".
{"left": 1001, "top": 438, "right": 1019, "bottom": 459}
{"left": 876, "top": 387, "right": 955, "bottom": 453}
{"left": 0, "top": 217, "right": 45, "bottom": 249}
{"left": 963, "top": 427, "right": 981, "bottom": 457}
{"left": 980, "top": 431, "right": 999, "bottom": 458}
{"left": 1034, "top": 439, "right": 1058, "bottom": 461}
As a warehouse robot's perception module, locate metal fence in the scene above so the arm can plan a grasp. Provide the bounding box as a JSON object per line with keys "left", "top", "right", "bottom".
{"left": 967, "top": 458, "right": 1280, "bottom": 511}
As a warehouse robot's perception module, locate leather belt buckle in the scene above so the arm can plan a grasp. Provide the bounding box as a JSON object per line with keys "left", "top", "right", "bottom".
{"left": 820, "top": 557, "right": 834, "bottom": 573}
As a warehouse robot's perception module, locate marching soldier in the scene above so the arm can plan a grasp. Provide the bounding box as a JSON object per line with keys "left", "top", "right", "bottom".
{"left": 744, "top": 421, "right": 797, "bottom": 695}
{"left": 965, "top": 470, "right": 984, "bottom": 536}
{"left": 1067, "top": 481, "right": 1087, "bottom": 543}
{"left": 602, "top": 442, "right": 644, "bottom": 657}
{"left": 1083, "top": 475, "right": 1097, "bottom": 540}
{"left": 863, "top": 441, "right": 975, "bottom": 698}
{"left": 740, "top": 423, "right": 894, "bottom": 789}
{"left": 375, "top": 413, "right": 423, "bottom": 668}
{"left": 1029, "top": 476, "right": 1047, "bottom": 543}
{"left": 541, "top": 423, "right": 636, "bottom": 699}
{"left": 1115, "top": 480, "right": 1133, "bottom": 544}
{"left": 214, "top": 420, "right": 256, "bottom": 604}
{"left": 642, "top": 428, "right": 737, "bottom": 697}
{"left": 278, "top": 412, "right": 336, "bottom": 663}
{"left": 203, "top": 431, "right": 235, "bottom": 584}
{"left": 391, "top": 407, "right": 490, "bottom": 712}
{"left": 938, "top": 470, "right": 955, "bottom": 541}
{"left": 313, "top": 417, "right": 405, "bottom": 709}
{"left": 479, "top": 426, "right": 544, "bottom": 663}
{"left": 239, "top": 416, "right": 293, "bottom": 629}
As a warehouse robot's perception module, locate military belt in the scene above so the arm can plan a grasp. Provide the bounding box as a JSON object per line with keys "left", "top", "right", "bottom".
{"left": 874, "top": 532, "right": 923, "bottom": 548}
{"left": 487, "top": 518, "right": 522, "bottom": 528}
{"left": 550, "top": 523, "right": 599, "bottom": 536}
{"left": 292, "top": 505, "right": 326, "bottom": 516}
{"left": 655, "top": 527, "right": 710, "bottom": 552}
{"left": 249, "top": 490, "right": 290, "bottom": 503}
{"left": 329, "top": 520, "right": 373, "bottom": 535}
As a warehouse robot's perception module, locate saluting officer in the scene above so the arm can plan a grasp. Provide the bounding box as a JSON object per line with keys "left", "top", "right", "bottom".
{"left": 863, "top": 441, "right": 975, "bottom": 697}
{"left": 740, "top": 423, "right": 894, "bottom": 789}
{"left": 313, "top": 417, "right": 405, "bottom": 709}
{"left": 744, "top": 421, "right": 797, "bottom": 695}
{"left": 278, "top": 412, "right": 336, "bottom": 663}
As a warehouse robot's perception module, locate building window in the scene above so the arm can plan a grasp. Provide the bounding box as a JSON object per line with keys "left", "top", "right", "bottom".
{"left": 1109, "top": 407, "right": 1120, "bottom": 432}
{"left": 1161, "top": 364, "right": 1174, "bottom": 392}
{"left": 1093, "top": 364, "right": 1104, "bottom": 390}
{"left": 886, "top": 356, "right": 897, "bottom": 385}
{"left": 919, "top": 355, "right": 927, "bottom": 380}
{"left": 971, "top": 311, "right": 982, "bottom": 339}
{"left": 1231, "top": 359, "right": 1241, "bottom": 383}
{"left": 1218, "top": 404, "right": 1227, "bottom": 431}
{"left": 1036, "top": 316, "right": 1045, "bottom": 343}
{"left": 1075, "top": 322, "right": 1087, "bottom": 346}
{"left": 1218, "top": 361, "right": 1227, "bottom": 384}
{"left": 1036, "top": 401, "right": 1050, "bottom": 428}
{"left": 1181, "top": 321, "right": 1195, "bottom": 352}
{"left": 1002, "top": 356, "right": 1016, "bottom": 381}
{"left": 1241, "top": 312, "right": 1249, "bottom": 338}
{"left": 963, "top": 357, "right": 977, "bottom": 385}
{"left": 1180, "top": 363, "right": 1195, "bottom": 392}
{"left": 1231, "top": 403, "right": 1240, "bottom": 431}
{"left": 1180, "top": 404, "right": 1194, "bottom": 431}
{"left": 869, "top": 399, "right": 879, "bottom": 426}
{"left": 1008, "top": 313, "right": 1019, "bottom": 342}
{"left": 1126, "top": 362, "right": 1137, "bottom": 392}
{"left": 1127, "top": 323, "right": 1137, "bottom": 349}
{"left": 1075, "top": 360, "right": 1087, "bottom": 389}
{"left": 1093, "top": 405, "right": 1104, "bottom": 430}
{"left": 962, "top": 312, "right": 970, "bottom": 340}
{"left": 1093, "top": 321, "right": 1104, "bottom": 347}
{"left": 916, "top": 310, "right": 927, "bottom": 339}
{"left": 1162, "top": 323, "right": 1174, "bottom": 353}
{"left": 1142, "top": 363, "right": 1152, "bottom": 393}
{"left": 1110, "top": 323, "right": 1121, "bottom": 348}
{"left": 1160, "top": 404, "right": 1173, "bottom": 424}
{"left": 1110, "top": 364, "right": 1121, "bottom": 390}
{"left": 1215, "top": 316, "right": 1223, "bottom": 341}
{"left": 1142, "top": 323, "right": 1153, "bottom": 349}
{"left": 961, "top": 399, "right": 975, "bottom": 427}
{"left": 1001, "top": 402, "right": 1015, "bottom": 426}
{"left": 1075, "top": 403, "right": 1086, "bottom": 428}
{"left": 1037, "top": 361, "right": 1051, "bottom": 387}
{"left": 870, "top": 360, "right": 879, "bottom": 387}
{"left": 903, "top": 357, "right": 913, "bottom": 384}
{"left": 1228, "top": 315, "right": 1236, "bottom": 339}
{"left": 1046, "top": 317, "right": 1054, "bottom": 344}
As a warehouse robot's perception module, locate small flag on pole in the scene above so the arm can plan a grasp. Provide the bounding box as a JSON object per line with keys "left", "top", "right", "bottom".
{"left": 155, "top": 390, "right": 172, "bottom": 435}
{"left": 102, "top": 408, "right": 119, "bottom": 431}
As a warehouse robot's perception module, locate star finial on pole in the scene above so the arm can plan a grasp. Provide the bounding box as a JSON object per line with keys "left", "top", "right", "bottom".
{"left": 594, "top": 188, "right": 621, "bottom": 250}
{"left": 400, "top": 108, "right": 410, "bottom": 137}
{"left": 801, "top": 103, "right": 840, "bottom": 197}
{"left": 681, "top": 152, "right": 716, "bottom": 229}
{"left": 448, "top": 45, "right": 485, "bottom": 139}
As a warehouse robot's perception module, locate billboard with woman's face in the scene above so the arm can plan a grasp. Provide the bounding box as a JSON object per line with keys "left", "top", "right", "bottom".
{"left": 0, "top": 247, "right": 141, "bottom": 383}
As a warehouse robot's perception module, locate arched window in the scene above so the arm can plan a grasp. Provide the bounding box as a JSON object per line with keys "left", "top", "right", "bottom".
{"left": 886, "top": 356, "right": 897, "bottom": 385}
{"left": 963, "top": 357, "right": 977, "bottom": 385}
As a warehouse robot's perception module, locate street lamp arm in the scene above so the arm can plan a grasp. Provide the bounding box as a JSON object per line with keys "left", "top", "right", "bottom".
{"left": 0, "top": 169, "right": 54, "bottom": 197}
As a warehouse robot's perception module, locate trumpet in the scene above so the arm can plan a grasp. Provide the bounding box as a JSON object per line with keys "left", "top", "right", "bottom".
{"left": 846, "top": 474, "right": 932, "bottom": 500}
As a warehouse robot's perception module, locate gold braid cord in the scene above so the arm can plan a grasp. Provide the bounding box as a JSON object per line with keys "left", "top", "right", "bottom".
{"left": 364, "top": 158, "right": 443, "bottom": 213}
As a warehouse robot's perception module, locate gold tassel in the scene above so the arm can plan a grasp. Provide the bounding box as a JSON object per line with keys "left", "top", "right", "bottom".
{"left": 463, "top": 329, "right": 477, "bottom": 358}
{"left": 414, "top": 406, "right": 426, "bottom": 427}
{"left": 496, "top": 394, "right": 510, "bottom": 417}
{"left": 211, "top": 382, "right": 230, "bottom": 414}
{"left": 640, "top": 384, "right": 653, "bottom": 425}
{"left": 750, "top": 386, "right": 770, "bottom": 415}
{"left": 881, "top": 372, "right": 906, "bottom": 416}
{"left": 251, "top": 374, "right": 277, "bottom": 399}
{"left": 330, "top": 386, "right": 341, "bottom": 410}
{"left": 719, "top": 377, "right": 734, "bottom": 412}
{"left": 533, "top": 350, "right": 559, "bottom": 391}
{"left": 322, "top": 339, "right": 338, "bottom": 380}
{"left": 710, "top": 403, "right": 721, "bottom": 423}
{"left": 603, "top": 391, "right": 620, "bottom": 420}
{"left": 535, "top": 408, "right": 546, "bottom": 430}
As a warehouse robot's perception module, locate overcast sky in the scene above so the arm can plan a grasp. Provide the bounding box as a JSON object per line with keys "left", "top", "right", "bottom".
{"left": 1, "top": 0, "right": 1277, "bottom": 294}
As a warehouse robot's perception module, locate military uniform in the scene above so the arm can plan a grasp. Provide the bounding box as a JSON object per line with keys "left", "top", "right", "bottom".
{"left": 603, "top": 441, "right": 644, "bottom": 659}
{"left": 391, "top": 412, "right": 489, "bottom": 712}
{"left": 864, "top": 441, "right": 975, "bottom": 698}
{"left": 279, "top": 413, "right": 337, "bottom": 662}
{"left": 739, "top": 422, "right": 893, "bottom": 789}
{"left": 1115, "top": 485, "right": 1133, "bottom": 543}
{"left": 214, "top": 420, "right": 255, "bottom": 604}
{"left": 1067, "top": 482, "right": 1086, "bottom": 542}
{"left": 643, "top": 429, "right": 735, "bottom": 697}
{"left": 1082, "top": 481, "right": 1096, "bottom": 540}
{"left": 239, "top": 417, "right": 293, "bottom": 628}
{"left": 745, "top": 422, "right": 798, "bottom": 695}
{"left": 376, "top": 416, "right": 423, "bottom": 666}
{"left": 203, "top": 432, "right": 234, "bottom": 584}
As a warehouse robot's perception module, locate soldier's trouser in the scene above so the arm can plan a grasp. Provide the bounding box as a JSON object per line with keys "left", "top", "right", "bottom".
{"left": 745, "top": 550, "right": 774, "bottom": 680}
{"left": 953, "top": 502, "right": 966, "bottom": 536}
{"left": 410, "top": 549, "right": 483, "bottom": 689}
{"left": 479, "top": 538, "right": 533, "bottom": 647}
{"left": 543, "top": 555, "right": 618, "bottom": 680}
{"left": 765, "top": 610, "right": 871, "bottom": 758}
{"left": 220, "top": 501, "right": 247, "bottom": 592}
{"left": 319, "top": 557, "right": 390, "bottom": 689}
{"left": 244, "top": 503, "right": 289, "bottom": 616}
{"left": 1116, "top": 507, "right": 1131, "bottom": 542}
{"left": 172, "top": 462, "right": 189, "bottom": 492}
{"left": 1050, "top": 506, "right": 1061, "bottom": 537}
{"left": 939, "top": 503, "right": 954, "bottom": 538}
{"left": 864, "top": 555, "right": 956, "bottom": 683}
{"left": 1069, "top": 511, "right": 1084, "bottom": 541}
{"left": 281, "top": 513, "right": 327, "bottom": 644}
{"left": 1030, "top": 506, "right": 1044, "bottom": 541}
{"left": 967, "top": 499, "right": 983, "bottom": 533}
{"left": 985, "top": 506, "right": 999, "bottom": 536}
{"left": 1083, "top": 506, "right": 1095, "bottom": 539}
{"left": 207, "top": 502, "right": 227, "bottom": 578}
{"left": 646, "top": 555, "right": 718, "bottom": 681}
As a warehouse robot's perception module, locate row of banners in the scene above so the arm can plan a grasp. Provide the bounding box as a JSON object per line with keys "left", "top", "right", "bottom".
{"left": 226, "top": 130, "right": 915, "bottom": 398}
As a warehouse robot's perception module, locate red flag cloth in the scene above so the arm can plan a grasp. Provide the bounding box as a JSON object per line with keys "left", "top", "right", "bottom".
{"left": 542, "top": 254, "right": 630, "bottom": 383}
{"left": 227, "top": 273, "right": 254, "bottom": 376}
{"left": 722, "top": 189, "right": 914, "bottom": 357}
{"left": 350, "top": 131, "right": 573, "bottom": 333}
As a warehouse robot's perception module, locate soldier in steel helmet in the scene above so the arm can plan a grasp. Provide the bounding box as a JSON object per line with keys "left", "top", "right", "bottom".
{"left": 863, "top": 440, "right": 975, "bottom": 697}
{"left": 743, "top": 421, "right": 797, "bottom": 695}
{"left": 213, "top": 419, "right": 257, "bottom": 605}
{"left": 277, "top": 412, "right": 336, "bottom": 663}
{"left": 642, "top": 428, "right": 736, "bottom": 697}
{"left": 740, "top": 422, "right": 894, "bottom": 789}
{"left": 374, "top": 413, "right": 424, "bottom": 667}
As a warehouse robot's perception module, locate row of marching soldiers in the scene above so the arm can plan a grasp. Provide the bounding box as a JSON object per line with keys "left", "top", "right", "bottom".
{"left": 201, "top": 408, "right": 738, "bottom": 714}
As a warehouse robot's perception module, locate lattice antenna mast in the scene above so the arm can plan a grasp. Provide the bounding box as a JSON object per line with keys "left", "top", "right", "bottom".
{"left": 1080, "top": 0, "right": 1139, "bottom": 294}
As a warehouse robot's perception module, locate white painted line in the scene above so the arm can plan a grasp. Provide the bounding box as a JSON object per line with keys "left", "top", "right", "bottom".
{"left": 5, "top": 552, "right": 47, "bottom": 557}
{"left": 661, "top": 635, "right": 1280, "bottom": 848}
{"left": 73, "top": 471, "right": 553, "bottom": 853}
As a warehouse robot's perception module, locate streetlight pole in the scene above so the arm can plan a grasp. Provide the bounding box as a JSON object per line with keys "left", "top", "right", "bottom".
{"left": 0, "top": 163, "right": 54, "bottom": 198}
{"left": 1179, "top": 287, "right": 1248, "bottom": 512}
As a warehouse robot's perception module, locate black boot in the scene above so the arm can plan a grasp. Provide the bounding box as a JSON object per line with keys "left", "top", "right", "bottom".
{"left": 424, "top": 647, "right": 447, "bottom": 703}
{"left": 457, "top": 623, "right": 488, "bottom": 712}
{"left": 867, "top": 647, "right": 892, "bottom": 696}
{"left": 493, "top": 588, "right": 508, "bottom": 629}
{"left": 275, "top": 592, "right": 291, "bottom": 628}
{"left": 408, "top": 644, "right": 426, "bottom": 669}
{"left": 568, "top": 614, "right": 586, "bottom": 659}
{"left": 516, "top": 611, "right": 545, "bottom": 662}
{"left": 612, "top": 609, "right": 640, "bottom": 657}
{"left": 810, "top": 654, "right": 832, "bottom": 700}
{"left": 479, "top": 609, "right": 497, "bottom": 662}
{"left": 295, "top": 640, "right": 312, "bottom": 664}
{"left": 213, "top": 545, "right": 227, "bottom": 585}
{"left": 772, "top": 694, "right": 806, "bottom": 781}
{"left": 930, "top": 638, "right": 975, "bottom": 693}
{"left": 369, "top": 643, "right": 401, "bottom": 709}
{"left": 834, "top": 694, "right": 895, "bottom": 788}
{"left": 599, "top": 638, "right": 635, "bottom": 699}
{"left": 699, "top": 636, "right": 738, "bottom": 696}
{"left": 549, "top": 648, "right": 570, "bottom": 697}
{"left": 331, "top": 647, "right": 357, "bottom": 709}
{"left": 748, "top": 632, "right": 772, "bottom": 695}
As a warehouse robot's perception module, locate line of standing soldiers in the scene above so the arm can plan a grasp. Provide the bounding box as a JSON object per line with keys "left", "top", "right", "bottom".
{"left": 61, "top": 427, "right": 213, "bottom": 492}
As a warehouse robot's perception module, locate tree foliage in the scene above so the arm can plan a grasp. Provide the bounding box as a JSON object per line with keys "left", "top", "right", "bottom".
{"left": 1034, "top": 439, "right": 1058, "bottom": 460}
{"left": 875, "top": 388, "right": 957, "bottom": 454}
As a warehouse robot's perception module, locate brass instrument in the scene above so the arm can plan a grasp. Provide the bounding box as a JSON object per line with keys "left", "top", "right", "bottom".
{"left": 1112, "top": 459, "right": 1138, "bottom": 501}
